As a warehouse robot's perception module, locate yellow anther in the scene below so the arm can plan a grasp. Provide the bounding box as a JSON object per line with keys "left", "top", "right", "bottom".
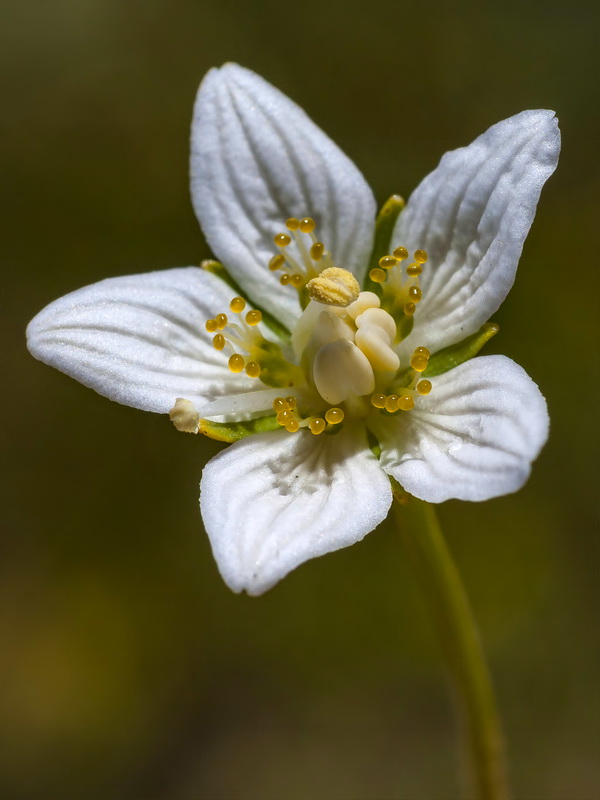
{"left": 280, "top": 273, "right": 291, "bottom": 285}
{"left": 228, "top": 354, "right": 245, "bottom": 373}
{"left": 369, "top": 268, "right": 386, "bottom": 283}
{"left": 212, "top": 334, "right": 226, "bottom": 350}
{"left": 325, "top": 407, "right": 344, "bottom": 425}
{"left": 229, "top": 296, "right": 246, "bottom": 313}
{"left": 273, "top": 397, "right": 289, "bottom": 412}
{"left": 269, "top": 254, "right": 285, "bottom": 271}
{"left": 309, "top": 418, "right": 326, "bottom": 435}
{"left": 379, "top": 255, "right": 398, "bottom": 269}
{"left": 414, "top": 346, "right": 430, "bottom": 358}
{"left": 406, "top": 263, "right": 423, "bottom": 277}
{"left": 404, "top": 302, "right": 416, "bottom": 316}
{"left": 385, "top": 395, "right": 399, "bottom": 413}
{"left": 245, "top": 361, "right": 261, "bottom": 378}
{"left": 306, "top": 267, "right": 360, "bottom": 307}
{"left": 277, "top": 409, "right": 294, "bottom": 425}
{"left": 215, "top": 313, "right": 228, "bottom": 329}
{"left": 393, "top": 246, "right": 408, "bottom": 260}
{"left": 245, "top": 309, "right": 262, "bottom": 326}
{"left": 274, "top": 233, "right": 291, "bottom": 247}
{"left": 290, "top": 273, "right": 304, "bottom": 288}
{"left": 398, "top": 395, "right": 415, "bottom": 411}
{"left": 414, "top": 249, "right": 428, "bottom": 263}
{"left": 285, "top": 396, "right": 296, "bottom": 409}
{"left": 205, "top": 318, "right": 218, "bottom": 333}
{"left": 410, "top": 355, "right": 429, "bottom": 372}
{"left": 286, "top": 217, "right": 300, "bottom": 230}
{"left": 285, "top": 419, "right": 300, "bottom": 433}
{"left": 417, "top": 380, "right": 432, "bottom": 395}
{"left": 310, "top": 242, "right": 325, "bottom": 261}
{"left": 409, "top": 286, "right": 423, "bottom": 303}
{"left": 371, "top": 393, "right": 387, "bottom": 409}
{"left": 299, "top": 217, "right": 315, "bottom": 233}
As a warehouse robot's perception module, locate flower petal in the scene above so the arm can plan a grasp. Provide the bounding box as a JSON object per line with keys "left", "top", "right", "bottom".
{"left": 378, "top": 355, "right": 549, "bottom": 502}
{"left": 393, "top": 110, "right": 560, "bottom": 353}
{"left": 191, "top": 64, "right": 376, "bottom": 329}
{"left": 200, "top": 425, "right": 392, "bottom": 594}
{"left": 26, "top": 267, "right": 258, "bottom": 414}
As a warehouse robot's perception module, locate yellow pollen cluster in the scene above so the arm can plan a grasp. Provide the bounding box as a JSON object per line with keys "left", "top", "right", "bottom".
{"left": 268, "top": 216, "right": 334, "bottom": 290}
{"left": 272, "top": 397, "right": 345, "bottom": 435}
{"left": 205, "top": 297, "right": 263, "bottom": 378}
{"left": 370, "top": 346, "right": 432, "bottom": 413}
{"left": 369, "top": 247, "right": 428, "bottom": 317}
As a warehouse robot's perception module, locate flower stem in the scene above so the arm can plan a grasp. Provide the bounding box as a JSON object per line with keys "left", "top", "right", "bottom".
{"left": 393, "top": 496, "right": 511, "bottom": 800}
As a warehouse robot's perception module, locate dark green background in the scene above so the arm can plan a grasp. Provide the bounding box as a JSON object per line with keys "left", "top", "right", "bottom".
{"left": 2, "top": 1, "right": 598, "bottom": 798}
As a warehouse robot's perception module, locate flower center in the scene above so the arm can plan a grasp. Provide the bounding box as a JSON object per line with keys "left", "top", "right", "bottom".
{"left": 192, "top": 216, "right": 435, "bottom": 437}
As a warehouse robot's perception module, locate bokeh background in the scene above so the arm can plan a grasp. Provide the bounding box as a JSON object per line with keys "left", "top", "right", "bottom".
{"left": 2, "top": 1, "right": 598, "bottom": 798}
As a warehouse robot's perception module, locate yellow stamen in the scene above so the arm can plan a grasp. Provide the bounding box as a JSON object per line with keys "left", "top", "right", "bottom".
{"left": 276, "top": 409, "right": 294, "bottom": 424}
{"left": 229, "top": 296, "right": 246, "bottom": 313}
{"left": 379, "top": 255, "right": 397, "bottom": 269}
{"left": 309, "top": 418, "right": 326, "bottom": 435}
{"left": 212, "top": 334, "right": 226, "bottom": 351}
{"left": 325, "top": 407, "right": 344, "bottom": 425}
{"left": 310, "top": 242, "right": 324, "bottom": 261}
{"left": 406, "top": 263, "right": 422, "bottom": 277}
{"left": 393, "top": 246, "right": 408, "bottom": 260}
{"left": 269, "top": 254, "right": 285, "bottom": 271}
{"left": 417, "top": 380, "right": 432, "bottom": 395}
{"left": 371, "top": 393, "right": 386, "bottom": 409}
{"left": 286, "top": 217, "right": 300, "bottom": 231}
{"left": 273, "top": 397, "right": 288, "bottom": 412}
{"left": 274, "top": 233, "right": 291, "bottom": 247}
{"left": 215, "top": 313, "right": 228, "bottom": 329}
{"left": 414, "top": 346, "right": 430, "bottom": 358}
{"left": 299, "top": 217, "right": 315, "bottom": 233}
{"left": 228, "top": 354, "right": 245, "bottom": 373}
{"left": 285, "top": 419, "right": 300, "bottom": 433}
{"left": 280, "top": 274, "right": 291, "bottom": 285}
{"left": 410, "top": 354, "right": 429, "bottom": 372}
{"left": 290, "top": 274, "right": 304, "bottom": 288}
{"left": 398, "top": 395, "right": 415, "bottom": 411}
{"left": 409, "top": 286, "right": 423, "bottom": 303}
{"left": 245, "top": 361, "right": 261, "bottom": 378}
{"left": 385, "top": 395, "right": 399, "bottom": 413}
{"left": 414, "top": 249, "right": 428, "bottom": 263}
{"left": 285, "top": 396, "right": 296, "bottom": 409}
{"left": 369, "top": 268, "right": 386, "bottom": 283}
{"left": 404, "top": 302, "right": 416, "bottom": 316}
{"left": 205, "top": 319, "right": 218, "bottom": 333}
{"left": 245, "top": 310, "right": 262, "bottom": 326}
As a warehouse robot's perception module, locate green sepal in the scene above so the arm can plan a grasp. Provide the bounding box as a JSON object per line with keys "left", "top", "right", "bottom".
{"left": 364, "top": 194, "right": 405, "bottom": 292}
{"left": 424, "top": 322, "right": 500, "bottom": 378}
{"left": 201, "top": 260, "right": 292, "bottom": 342}
{"left": 199, "top": 414, "right": 280, "bottom": 443}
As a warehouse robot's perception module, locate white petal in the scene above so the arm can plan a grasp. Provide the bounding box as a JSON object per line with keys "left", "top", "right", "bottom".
{"left": 393, "top": 110, "right": 560, "bottom": 353}
{"left": 191, "top": 64, "right": 376, "bottom": 330}
{"left": 26, "top": 267, "right": 258, "bottom": 414}
{"left": 378, "top": 355, "right": 549, "bottom": 502}
{"left": 200, "top": 425, "right": 392, "bottom": 594}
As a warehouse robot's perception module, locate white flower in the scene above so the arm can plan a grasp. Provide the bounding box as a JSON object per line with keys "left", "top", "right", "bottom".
{"left": 27, "top": 64, "right": 560, "bottom": 595}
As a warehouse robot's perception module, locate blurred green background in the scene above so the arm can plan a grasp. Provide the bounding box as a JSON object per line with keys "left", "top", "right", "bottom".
{"left": 2, "top": 1, "right": 598, "bottom": 798}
